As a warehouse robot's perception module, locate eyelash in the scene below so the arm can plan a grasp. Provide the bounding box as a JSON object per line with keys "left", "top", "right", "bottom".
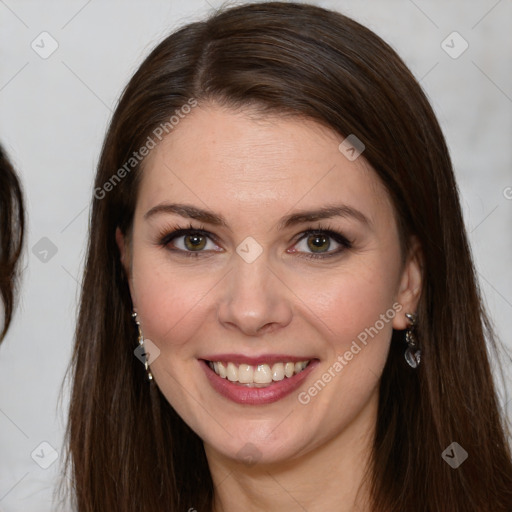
{"left": 156, "top": 222, "right": 353, "bottom": 260}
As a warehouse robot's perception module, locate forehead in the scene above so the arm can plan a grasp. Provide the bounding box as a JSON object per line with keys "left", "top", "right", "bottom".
{"left": 135, "top": 105, "right": 392, "bottom": 228}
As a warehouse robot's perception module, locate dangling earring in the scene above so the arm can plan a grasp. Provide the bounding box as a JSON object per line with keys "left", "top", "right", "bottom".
{"left": 132, "top": 310, "right": 153, "bottom": 381}
{"left": 404, "top": 312, "right": 421, "bottom": 368}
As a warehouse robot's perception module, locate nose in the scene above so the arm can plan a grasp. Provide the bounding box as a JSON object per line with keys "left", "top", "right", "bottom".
{"left": 217, "top": 251, "right": 293, "bottom": 336}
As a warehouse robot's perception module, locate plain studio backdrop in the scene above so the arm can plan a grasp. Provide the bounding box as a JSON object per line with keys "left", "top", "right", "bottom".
{"left": 0, "top": 0, "right": 511, "bottom": 510}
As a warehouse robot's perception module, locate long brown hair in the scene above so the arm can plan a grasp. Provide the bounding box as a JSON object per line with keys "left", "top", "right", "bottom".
{"left": 0, "top": 144, "right": 24, "bottom": 341}
{"left": 65, "top": 2, "right": 512, "bottom": 510}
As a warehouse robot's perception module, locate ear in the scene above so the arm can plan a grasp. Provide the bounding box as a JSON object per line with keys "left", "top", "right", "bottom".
{"left": 392, "top": 237, "right": 423, "bottom": 330}
{"left": 115, "top": 226, "right": 131, "bottom": 281}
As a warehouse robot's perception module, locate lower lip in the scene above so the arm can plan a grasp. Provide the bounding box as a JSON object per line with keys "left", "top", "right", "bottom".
{"left": 201, "top": 359, "right": 319, "bottom": 405}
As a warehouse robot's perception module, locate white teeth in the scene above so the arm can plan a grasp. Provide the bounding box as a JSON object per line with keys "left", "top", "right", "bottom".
{"left": 272, "top": 362, "right": 285, "bottom": 381}
{"left": 254, "top": 364, "right": 272, "bottom": 384}
{"left": 209, "top": 359, "right": 311, "bottom": 385}
{"left": 284, "top": 362, "right": 295, "bottom": 378}
{"left": 294, "top": 361, "right": 308, "bottom": 373}
{"left": 226, "top": 362, "right": 238, "bottom": 382}
{"left": 217, "top": 361, "right": 227, "bottom": 378}
{"left": 238, "top": 364, "right": 254, "bottom": 384}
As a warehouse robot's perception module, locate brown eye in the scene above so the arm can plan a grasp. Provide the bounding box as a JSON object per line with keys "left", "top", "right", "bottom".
{"left": 183, "top": 233, "right": 207, "bottom": 251}
{"left": 159, "top": 226, "right": 221, "bottom": 257}
{"left": 292, "top": 228, "right": 352, "bottom": 260}
{"left": 306, "top": 234, "right": 331, "bottom": 253}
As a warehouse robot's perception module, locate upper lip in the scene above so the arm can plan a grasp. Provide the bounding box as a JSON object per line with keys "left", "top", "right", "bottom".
{"left": 200, "top": 354, "right": 317, "bottom": 365}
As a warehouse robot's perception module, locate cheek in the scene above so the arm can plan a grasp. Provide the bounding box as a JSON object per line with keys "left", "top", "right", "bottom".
{"left": 293, "top": 270, "right": 399, "bottom": 421}
{"left": 302, "top": 264, "right": 401, "bottom": 402}
{"left": 303, "top": 262, "right": 399, "bottom": 342}
{"left": 130, "top": 251, "right": 214, "bottom": 350}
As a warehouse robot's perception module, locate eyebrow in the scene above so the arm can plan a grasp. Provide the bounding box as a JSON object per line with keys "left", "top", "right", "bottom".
{"left": 144, "top": 202, "right": 372, "bottom": 230}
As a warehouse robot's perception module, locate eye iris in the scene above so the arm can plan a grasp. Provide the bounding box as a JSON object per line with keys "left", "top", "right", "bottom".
{"left": 184, "top": 234, "right": 206, "bottom": 251}
{"left": 307, "top": 234, "right": 330, "bottom": 253}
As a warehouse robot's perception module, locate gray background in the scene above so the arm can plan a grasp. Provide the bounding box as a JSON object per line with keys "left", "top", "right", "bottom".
{"left": 0, "top": 1, "right": 511, "bottom": 510}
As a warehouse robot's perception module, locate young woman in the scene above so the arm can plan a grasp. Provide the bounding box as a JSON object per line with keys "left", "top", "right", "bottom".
{"left": 0, "top": 144, "right": 24, "bottom": 342}
{"left": 65, "top": 2, "right": 512, "bottom": 511}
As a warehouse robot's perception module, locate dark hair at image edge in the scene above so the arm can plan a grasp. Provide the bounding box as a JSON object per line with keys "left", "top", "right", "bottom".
{"left": 0, "top": 145, "right": 24, "bottom": 342}
{"left": 62, "top": 2, "right": 512, "bottom": 511}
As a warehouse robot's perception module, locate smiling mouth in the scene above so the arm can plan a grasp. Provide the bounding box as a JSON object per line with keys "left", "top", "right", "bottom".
{"left": 206, "top": 360, "right": 312, "bottom": 387}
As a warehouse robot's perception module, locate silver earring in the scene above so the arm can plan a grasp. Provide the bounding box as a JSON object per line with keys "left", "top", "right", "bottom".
{"left": 404, "top": 312, "right": 421, "bottom": 368}
{"left": 132, "top": 311, "right": 153, "bottom": 381}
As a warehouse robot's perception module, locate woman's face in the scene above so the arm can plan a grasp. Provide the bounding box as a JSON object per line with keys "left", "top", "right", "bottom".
{"left": 117, "top": 104, "right": 421, "bottom": 466}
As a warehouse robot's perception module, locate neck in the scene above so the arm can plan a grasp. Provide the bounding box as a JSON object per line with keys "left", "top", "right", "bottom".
{"left": 207, "top": 391, "right": 378, "bottom": 512}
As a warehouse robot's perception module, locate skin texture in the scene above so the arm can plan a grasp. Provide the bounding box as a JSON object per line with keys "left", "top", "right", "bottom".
{"left": 117, "top": 105, "right": 422, "bottom": 511}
